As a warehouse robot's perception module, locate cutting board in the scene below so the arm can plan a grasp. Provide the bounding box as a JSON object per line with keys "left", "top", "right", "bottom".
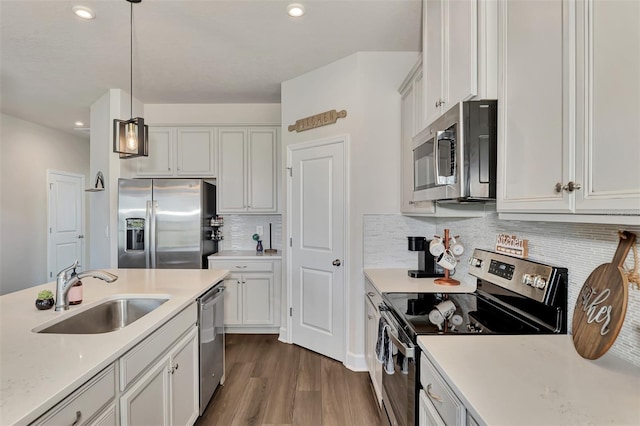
{"left": 572, "top": 231, "right": 636, "bottom": 359}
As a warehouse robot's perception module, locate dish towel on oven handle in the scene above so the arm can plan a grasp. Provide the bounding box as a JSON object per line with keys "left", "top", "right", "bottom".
{"left": 375, "top": 316, "right": 396, "bottom": 375}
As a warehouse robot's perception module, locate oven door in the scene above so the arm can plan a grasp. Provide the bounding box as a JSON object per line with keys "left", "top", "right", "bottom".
{"left": 380, "top": 308, "right": 417, "bottom": 426}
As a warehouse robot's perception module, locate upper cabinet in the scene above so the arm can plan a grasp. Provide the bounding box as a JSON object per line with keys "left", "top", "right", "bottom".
{"left": 134, "top": 127, "right": 217, "bottom": 178}
{"left": 497, "top": 0, "right": 640, "bottom": 219}
{"left": 423, "top": 0, "right": 497, "bottom": 126}
{"left": 218, "top": 127, "right": 278, "bottom": 214}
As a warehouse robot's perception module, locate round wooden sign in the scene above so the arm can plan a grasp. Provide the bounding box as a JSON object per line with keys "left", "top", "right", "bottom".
{"left": 572, "top": 231, "right": 636, "bottom": 360}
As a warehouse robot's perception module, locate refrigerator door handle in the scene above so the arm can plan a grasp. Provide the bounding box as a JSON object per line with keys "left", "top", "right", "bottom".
{"left": 149, "top": 200, "right": 158, "bottom": 269}
{"left": 145, "top": 201, "right": 152, "bottom": 268}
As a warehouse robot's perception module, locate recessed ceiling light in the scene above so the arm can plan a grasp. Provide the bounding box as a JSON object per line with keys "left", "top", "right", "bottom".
{"left": 287, "top": 3, "right": 305, "bottom": 17}
{"left": 72, "top": 6, "right": 95, "bottom": 20}
{"left": 75, "top": 121, "right": 84, "bottom": 127}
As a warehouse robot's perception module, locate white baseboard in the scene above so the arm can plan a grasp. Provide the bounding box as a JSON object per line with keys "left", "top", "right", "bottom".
{"left": 278, "top": 327, "right": 290, "bottom": 343}
{"left": 224, "top": 326, "right": 280, "bottom": 334}
{"left": 344, "top": 350, "right": 367, "bottom": 372}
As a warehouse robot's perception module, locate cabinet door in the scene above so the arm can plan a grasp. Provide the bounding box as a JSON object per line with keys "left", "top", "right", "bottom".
{"left": 575, "top": 0, "right": 640, "bottom": 213}
{"left": 223, "top": 275, "right": 242, "bottom": 325}
{"left": 424, "top": 0, "right": 444, "bottom": 126}
{"left": 176, "top": 128, "right": 216, "bottom": 177}
{"left": 446, "top": 0, "right": 477, "bottom": 107}
{"left": 401, "top": 76, "right": 437, "bottom": 215}
{"left": 247, "top": 129, "right": 277, "bottom": 212}
{"left": 170, "top": 329, "right": 199, "bottom": 426}
{"left": 497, "top": 0, "right": 574, "bottom": 212}
{"left": 242, "top": 273, "right": 274, "bottom": 325}
{"left": 120, "top": 354, "right": 170, "bottom": 426}
{"left": 218, "top": 129, "right": 247, "bottom": 213}
{"left": 419, "top": 389, "right": 446, "bottom": 426}
{"left": 413, "top": 69, "right": 425, "bottom": 133}
{"left": 137, "top": 127, "right": 175, "bottom": 176}
{"left": 89, "top": 404, "right": 116, "bottom": 426}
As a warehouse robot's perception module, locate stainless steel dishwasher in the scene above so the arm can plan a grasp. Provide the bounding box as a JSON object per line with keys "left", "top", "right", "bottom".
{"left": 198, "top": 281, "right": 225, "bottom": 415}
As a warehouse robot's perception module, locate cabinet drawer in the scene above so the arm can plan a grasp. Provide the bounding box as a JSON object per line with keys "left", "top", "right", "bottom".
{"left": 119, "top": 303, "right": 197, "bottom": 390}
{"left": 209, "top": 260, "right": 273, "bottom": 272}
{"left": 420, "top": 354, "right": 464, "bottom": 426}
{"left": 365, "top": 278, "right": 383, "bottom": 308}
{"left": 33, "top": 365, "right": 115, "bottom": 426}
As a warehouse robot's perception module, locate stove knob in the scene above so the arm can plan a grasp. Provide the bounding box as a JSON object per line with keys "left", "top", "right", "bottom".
{"left": 468, "top": 257, "right": 483, "bottom": 267}
{"left": 533, "top": 276, "right": 547, "bottom": 289}
{"left": 522, "top": 273, "right": 534, "bottom": 286}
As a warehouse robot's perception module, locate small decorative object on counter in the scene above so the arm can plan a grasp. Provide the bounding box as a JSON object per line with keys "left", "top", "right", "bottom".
{"left": 264, "top": 223, "right": 278, "bottom": 254}
{"left": 68, "top": 280, "right": 83, "bottom": 305}
{"left": 256, "top": 240, "right": 264, "bottom": 253}
{"left": 433, "top": 228, "right": 460, "bottom": 286}
{"left": 35, "top": 290, "right": 54, "bottom": 310}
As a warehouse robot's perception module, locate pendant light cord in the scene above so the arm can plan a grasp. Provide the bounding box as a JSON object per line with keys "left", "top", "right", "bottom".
{"left": 130, "top": 0, "right": 133, "bottom": 119}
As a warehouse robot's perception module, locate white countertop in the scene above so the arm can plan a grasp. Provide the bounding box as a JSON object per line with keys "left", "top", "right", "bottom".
{"left": 417, "top": 335, "right": 640, "bottom": 425}
{"left": 364, "top": 268, "right": 476, "bottom": 294}
{"left": 209, "top": 250, "right": 282, "bottom": 259}
{"left": 0, "top": 268, "right": 228, "bottom": 426}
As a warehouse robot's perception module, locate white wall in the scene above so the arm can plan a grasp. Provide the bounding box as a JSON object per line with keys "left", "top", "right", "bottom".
{"left": 281, "top": 51, "right": 419, "bottom": 369}
{"left": 0, "top": 114, "right": 89, "bottom": 294}
{"left": 144, "top": 103, "right": 281, "bottom": 125}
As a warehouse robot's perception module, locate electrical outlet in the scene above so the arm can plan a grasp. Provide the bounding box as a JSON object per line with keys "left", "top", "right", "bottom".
{"left": 256, "top": 225, "right": 263, "bottom": 237}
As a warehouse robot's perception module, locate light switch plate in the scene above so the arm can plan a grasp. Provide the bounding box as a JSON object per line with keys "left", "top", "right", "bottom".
{"left": 256, "top": 225, "right": 263, "bottom": 237}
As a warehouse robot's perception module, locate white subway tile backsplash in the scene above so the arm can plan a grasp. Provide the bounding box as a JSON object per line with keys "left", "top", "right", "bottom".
{"left": 363, "top": 213, "right": 640, "bottom": 367}
{"left": 218, "top": 215, "right": 282, "bottom": 251}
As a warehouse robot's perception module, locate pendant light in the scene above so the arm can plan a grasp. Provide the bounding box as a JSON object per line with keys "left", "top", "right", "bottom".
{"left": 113, "top": 0, "right": 148, "bottom": 159}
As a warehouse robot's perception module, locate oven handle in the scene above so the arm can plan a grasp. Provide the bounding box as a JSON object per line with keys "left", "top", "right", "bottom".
{"left": 379, "top": 309, "right": 415, "bottom": 359}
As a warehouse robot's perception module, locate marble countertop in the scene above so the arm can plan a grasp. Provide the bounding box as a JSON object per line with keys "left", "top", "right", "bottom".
{"left": 417, "top": 334, "right": 640, "bottom": 425}
{"left": 209, "top": 250, "right": 282, "bottom": 259}
{"left": 0, "top": 268, "right": 228, "bottom": 426}
{"left": 364, "top": 268, "right": 476, "bottom": 294}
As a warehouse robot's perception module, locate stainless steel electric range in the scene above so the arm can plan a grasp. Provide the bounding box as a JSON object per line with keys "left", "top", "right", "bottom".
{"left": 379, "top": 249, "right": 568, "bottom": 426}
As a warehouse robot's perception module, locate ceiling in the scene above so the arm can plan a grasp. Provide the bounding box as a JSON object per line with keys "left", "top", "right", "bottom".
{"left": 0, "top": 0, "right": 421, "bottom": 137}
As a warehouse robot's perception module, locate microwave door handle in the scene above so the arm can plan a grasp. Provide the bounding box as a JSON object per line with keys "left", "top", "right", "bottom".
{"left": 433, "top": 131, "right": 441, "bottom": 183}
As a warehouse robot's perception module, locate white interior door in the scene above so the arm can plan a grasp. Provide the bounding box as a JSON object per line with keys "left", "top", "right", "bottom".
{"left": 290, "top": 137, "right": 346, "bottom": 362}
{"left": 47, "top": 170, "right": 85, "bottom": 279}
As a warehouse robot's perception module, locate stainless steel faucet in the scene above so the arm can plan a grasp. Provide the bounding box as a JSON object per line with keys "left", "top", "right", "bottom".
{"left": 55, "top": 260, "right": 118, "bottom": 311}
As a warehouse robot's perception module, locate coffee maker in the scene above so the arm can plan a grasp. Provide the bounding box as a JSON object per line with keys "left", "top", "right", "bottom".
{"left": 407, "top": 236, "right": 445, "bottom": 278}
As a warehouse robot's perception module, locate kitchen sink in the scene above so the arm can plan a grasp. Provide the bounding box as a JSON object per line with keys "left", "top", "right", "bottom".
{"left": 34, "top": 297, "right": 169, "bottom": 334}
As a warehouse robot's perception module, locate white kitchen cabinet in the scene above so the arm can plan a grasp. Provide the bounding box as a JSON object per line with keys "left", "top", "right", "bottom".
{"left": 419, "top": 389, "right": 446, "bottom": 426}
{"left": 497, "top": 0, "right": 640, "bottom": 219}
{"left": 217, "top": 127, "right": 278, "bottom": 214}
{"left": 134, "top": 127, "right": 217, "bottom": 178}
{"left": 33, "top": 365, "right": 116, "bottom": 426}
{"left": 209, "top": 258, "right": 280, "bottom": 332}
{"left": 420, "top": 353, "right": 466, "bottom": 426}
{"left": 176, "top": 128, "right": 217, "bottom": 176}
{"left": 399, "top": 59, "right": 437, "bottom": 215}
{"left": 423, "top": 0, "right": 497, "bottom": 126}
{"left": 120, "top": 327, "right": 199, "bottom": 426}
{"left": 364, "top": 278, "right": 383, "bottom": 405}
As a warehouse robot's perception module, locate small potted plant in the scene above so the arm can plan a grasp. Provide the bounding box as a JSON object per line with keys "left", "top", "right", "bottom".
{"left": 35, "top": 290, "right": 55, "bottom": 310}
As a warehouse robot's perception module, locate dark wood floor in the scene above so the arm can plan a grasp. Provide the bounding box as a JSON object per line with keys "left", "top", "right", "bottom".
{"left": 196, "top": 334, "right": 382, "bottom": 426}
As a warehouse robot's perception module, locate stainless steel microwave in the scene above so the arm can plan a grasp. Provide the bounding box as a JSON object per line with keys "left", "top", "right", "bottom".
{"left": 412, "top": 100, "right": 497, "bottom": 203}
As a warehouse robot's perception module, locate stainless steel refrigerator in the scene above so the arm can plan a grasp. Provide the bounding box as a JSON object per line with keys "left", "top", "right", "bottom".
{"left": 118, "top": 179, "right": 217, "bottom": 269}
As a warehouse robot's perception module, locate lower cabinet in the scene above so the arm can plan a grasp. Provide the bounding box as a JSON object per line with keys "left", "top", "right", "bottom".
{"left": 32, "top": 302, "right": 200, "bottom": 426}
{"left": 364, "top": 278, "right": 383, "bottom": 405}
{"left": 209, "top": 258, "right": 281, "bottom": 332}
{"left": 420, "top": 353, "right": 478, "bottom": 426}
{"left": 120, "top": 327, "right": 199, "bottom": 426}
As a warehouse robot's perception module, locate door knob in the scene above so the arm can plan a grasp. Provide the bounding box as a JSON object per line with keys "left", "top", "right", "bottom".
{"left": 78, "top": 235, "right": 84, "bottom": 239}
{"left": 332, "top": 259, "right": 341, "bottom": 266}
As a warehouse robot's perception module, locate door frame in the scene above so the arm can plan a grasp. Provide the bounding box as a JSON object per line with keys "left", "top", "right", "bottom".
{"left": 285, "top": 135, "right": 350, "bottom": 362}
{"left": 47, "top": 169, "right": 86, "bottom": 280}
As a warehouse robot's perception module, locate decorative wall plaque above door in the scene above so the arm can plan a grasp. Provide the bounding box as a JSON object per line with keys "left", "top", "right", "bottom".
{"left": 288, "top": 109, "right": 347, "bottom": 133}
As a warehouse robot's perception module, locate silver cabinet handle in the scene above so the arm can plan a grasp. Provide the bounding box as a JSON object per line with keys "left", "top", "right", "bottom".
{"left": 426, "top": 384, "right": 443, "bottom": 403}
{"left": 332, "top": 259, "right": 341, "bottom": 266}
{"left": 367, "top": 292, "right": 375, "bottom": 297}
{"left": 235, "top": 265, "right": 248, "bottom": 269}
{"left": 555, "top": 182, "right": 582, "bottom": 193}
{"left": 174, "top": 363, "right": 179, "bottom": 371}
{"left": 367, "top": 315, "right": 374, "bottom": 320}
{"left": 70, "top": 411, "right": 82, "bottom": 426}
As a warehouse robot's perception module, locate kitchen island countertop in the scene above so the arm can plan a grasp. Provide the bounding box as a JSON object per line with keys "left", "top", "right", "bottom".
{"left": 364, "top": 268, "right": 476, "bottom": 294}
{"left": 0, "top": 268, "right": 228, "bottom": 426}
{"left": 417, "top": 334, "right": 640, "bottom": 425}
